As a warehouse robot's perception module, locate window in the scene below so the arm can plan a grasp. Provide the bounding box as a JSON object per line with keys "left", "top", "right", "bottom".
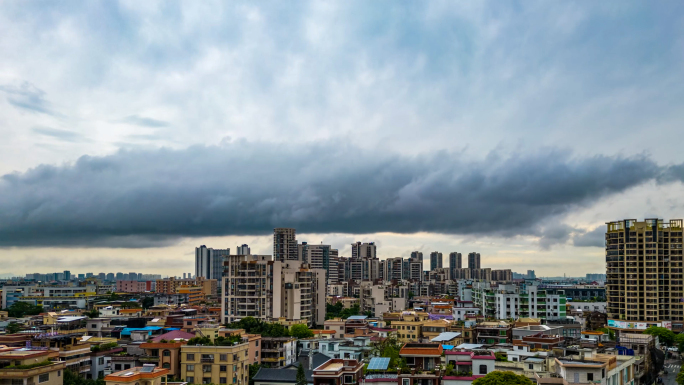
{"left": 202, "top": 379, "right": 211, "bottom": 384}
{"left": 163, "top": 350, "right": 171, "bottom": 357}
{"left": 402, "top": 380, "right": 410, "bottom": 385}
{"left": 587, "top": 373, "right": 594, "bottom": 381}
{"left": 219, "top": 378, "right": 227, "bottom": 384}
{"left": 38, "top": 373, "right": 50, "bottom": 383}
{"left": 528, "top": 364, "right": 533, "bottom": 369}
{"left": 187, "top": 321, "right": 193, "bottom": 325}
{"left": 233, "top": 354, "right": 238, "bottom": 361}
{"left": 115, "top": 364, "right": 122, "bottom": 371}
{"left": 220, "top": 366, "right": 227, "bottom": 372}
{"left": 602, "top": 368, "right": 605, "bottom": 378}
{"left": 162, "top": 363, "right": 170, "bottom": 369}
{"left": 58, "top": 371, "right": 61, "bottom": 377}
{"left": 187, "top": 365, "right": 194, "bottom": 371}
{"left": 344, "top": 374, "right": 354, "bottom": 383}
{"left": 255, "top": 340, "right": 259, "bottom": 346}
{"left": 479, "top": 365, "right": 488, "bottom": 374}
{"left": 124, "top": 365, "right": 130, "bottom": 370}
{"left": 98, "top": 357, "right": 104, "bottom": 365}
{"left": 220, "top": 354, "right": 227, "bottom": 361}
{"left": 203, "top": 365, "right": 212, "bottom": 373}
{"left": 186, "top": 377, "right": 194, "bottom": 384}
{"left": 187, "top": 354, "right": 195, "bottom": 361}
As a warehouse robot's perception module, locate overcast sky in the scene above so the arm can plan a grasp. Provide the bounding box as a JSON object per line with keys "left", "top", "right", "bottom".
{"left": 1, "top": 1, "right": 684, "bottom": 277}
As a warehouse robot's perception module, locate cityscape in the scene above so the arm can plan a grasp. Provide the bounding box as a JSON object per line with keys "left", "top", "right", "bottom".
{"left": 1, "top": 2, "right": 683, "bottom": 385}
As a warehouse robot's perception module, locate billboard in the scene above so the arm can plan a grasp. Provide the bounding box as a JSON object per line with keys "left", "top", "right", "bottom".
{"left": 607, "top": 319, "right": 672, "bottom": 330}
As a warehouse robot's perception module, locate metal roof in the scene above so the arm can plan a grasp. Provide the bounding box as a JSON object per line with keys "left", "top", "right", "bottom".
{"left": 431, "top": 332, "right": 462, "bottom": 342}
{"left": 367, "top": 357, "right": 390, "bottom": 370}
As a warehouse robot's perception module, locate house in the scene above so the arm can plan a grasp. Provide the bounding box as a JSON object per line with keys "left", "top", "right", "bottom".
{"left": 443, "top": 350, "right": 496, "bottom": 385}
{"left": 180, "top": 343, "right": 249, "bottom": 385}
{"left": 431, "top": 332, "right": 463, "bottom": 346}
{"left": 0, "top": 349, "right": 66, "bottom": 385}
{"left": 312, "top": 359, "right": 363, "bottom": 385}
{"left": 397, "top": 343, "right": 443, "bottom": 385}
{"left": 104, "top": 365, "right": 169, "bottom": 385}
{"left": 474, "top": 321, "right": 512, "bottom": 344}
{"left": 252, "top": 352, "right": 331, "bottom": 385}
{"left": 261, "top": 337, "right": 297, "bottom": 368}
{"left": 140, "top": 341, "right": 185, "bottom": 378}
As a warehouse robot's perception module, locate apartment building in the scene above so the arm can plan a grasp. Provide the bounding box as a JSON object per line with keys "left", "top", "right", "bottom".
{"left": 195, "top": 245, "right": 230, "bottom": 284}
{"left": 260, "top": 337, "right": 297, "bottom": 368}
{"left": 358, "top": 282, "right": 407, "bottom": 316}
{"left": 606, "top": 218, "right": 684, "bottom": 331}
{"left": 381, "top": 257, "right": 405, "bottom": 281}
{"left": 181, "top": 343, "right": 249, "bottom": 385}
{"left": 468, "top": 252, "right": 481, "bottom": 270}
{"left": 299, "top": 243, "right": 339, "bottom": 284}
{"left": 140, "top": 341, "right": 184, "bottom": 378}
{"left": 472, "top": 282, "right": 567, "bottom": 321}
{"left": 116, "top": 280, "right": 155, "bottom": 293}
{"left": 222, "top": 255, "right": 326, "bottom": 327}
{"left": 0, "top": 349, "right": 66, "bottom": 385}
{"left": 449, "top": 252, "right": 462, "bottom": 279}
{"left": 274, "top": 228, "right": 298, "bottom": 262}
{"left": 155, "top": 276, "right": 217, "bottom": 296}
{"left": 429, "top": 252, "right": 443, "bottom": 270}
{"left": 491, "top": 269, "right": 513, "bottom": 281}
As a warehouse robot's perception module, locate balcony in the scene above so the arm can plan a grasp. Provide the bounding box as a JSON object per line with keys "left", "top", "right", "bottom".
{"left": 139, "top": 356, "right": 160, "bottom": 362}
{"left": 262, "top": 357, "right": 283, "bottom": 363}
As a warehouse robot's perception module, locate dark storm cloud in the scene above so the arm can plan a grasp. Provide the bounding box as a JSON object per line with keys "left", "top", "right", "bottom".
{"left": 0, "top": 142, "right": 671, "bottom": 247}
{"left": 119, "top": 115, "right": 169, "bottom": 128}
{"left": 572, "top": 226, "right": 606, "bottom": 247}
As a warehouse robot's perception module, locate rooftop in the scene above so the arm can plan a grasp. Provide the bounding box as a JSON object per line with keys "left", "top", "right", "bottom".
{"left": 105, "top": 365, "right": 169, "bottom": 382}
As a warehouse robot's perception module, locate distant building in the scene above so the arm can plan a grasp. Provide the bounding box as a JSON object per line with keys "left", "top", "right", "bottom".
{"left": 430, "top": 252, "right": 443, "bottom": 271}
{"left": 236, "top": 244, "right": 251, "bottom": 255}
{"left": 273, "top": 228, "right": 298, "bottom": 262}
{"left": 468, "top": 252, "right": 481, "bottom": 270}
{"left": 195, "top": 245, "right": 230, "bottom": 285}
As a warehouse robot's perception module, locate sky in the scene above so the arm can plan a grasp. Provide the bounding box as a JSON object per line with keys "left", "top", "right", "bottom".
{"left": 1, "top": 1, "right": 684, "bottom": 277}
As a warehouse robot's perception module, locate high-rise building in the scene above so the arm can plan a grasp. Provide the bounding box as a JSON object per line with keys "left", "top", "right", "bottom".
{"left": 106, "top": 273, "right": 114, "bottom": 281}
{"left": 98, "top": 273, "right": 106, "bottom": 280}
{"left": 298, "top": 243, "right": 339, "bottom": 284}
{"left": 606, "top": 219, "right": 684, "bottom": 326}
{"left": 351, "top": 242, "right": 377, "bottom": 259}
{"left": 383, "top": 257, "right": 404, "bottom": 281}
{"left": 468, "top": 252, "right": 481, "bottom": 270}
{"left": 236, "top": 244, "right": 251, "bottom": 255}
{"left": 63, "top": 270, "right": 71, "bottom": 281}
{"left": 222, "top": 255, "right": 326, "bottom": 326}
{"left": 410, "top": 251, "right": 424, "bottom": 275}
{"left": 449, "top": 252, "right": 462, "bottom": 279}
{"left": 273, "top": 228, "right": 298, "bottom": 262}
{"left": 491, "top": 269, "right": 513, "bottom": 281}
{"left": 527, "top": 270, "right": 537, "bottom": 280}
{"left": 195, "top": 245, "right": 230, "bottom": 285}
{"left": 429, "top": 252, "right": 443, "bottom": 271}
{"left": 115, "top": 272, "right": 123, "bottom": 280}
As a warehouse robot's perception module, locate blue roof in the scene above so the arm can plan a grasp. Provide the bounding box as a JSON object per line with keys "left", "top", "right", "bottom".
{"left": 442, "top": 345, "right": 454, "bottom": 350}
{"left": 120, "top": 326, "right": 163, "bottom": 336}
{"left": 347, "top": 315, "right": 368, "bottom": 320}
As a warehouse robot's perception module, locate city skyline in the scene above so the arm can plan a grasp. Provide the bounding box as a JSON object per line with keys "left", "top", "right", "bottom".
{"left": 1, "top": 2, "right": 684, "bottom": 276}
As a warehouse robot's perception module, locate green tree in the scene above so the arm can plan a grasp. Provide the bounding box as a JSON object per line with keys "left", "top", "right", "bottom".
{"left": 6, "top": 302, "right": 44, "bottom": 318}
{"left": 370, "top": 337, "right": 403, "bottom": 368}
{"left": 5, "top": 322, "right": 21, "bottom": 334}
{"left": 290, "top": 324, "right": 314, "bottom": 339}
{"left": 472, "top": 371, "right": 534, "bottom": 385}
{"left": 596, "top": 327, "right": 615, "bottom": 341}
{"left": 248, "top": 364, "right": 261, "bottom": 385}
{"left": 644, "top": 326, "right": 675, "bottom": 346}
{"left": 85, "top": 309, "right": 100, "bottom": 318}
{"left": 142, "top": 297, "right": 154, "bottom": 309}
{"left": 677, "top": 369, "right": 684, "bottom": 385}
{"left": 296, "top": 363, "right": 307, "bottom": 385}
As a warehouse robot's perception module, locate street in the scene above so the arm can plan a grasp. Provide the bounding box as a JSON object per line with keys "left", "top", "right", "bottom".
{"left": 661, "top": 358, "right": 681, "bottom": 385}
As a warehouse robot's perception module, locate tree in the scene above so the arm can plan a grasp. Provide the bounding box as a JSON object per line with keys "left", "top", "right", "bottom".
{"left": 296, "top": 363, "right": 307, "bottom": 385}
{"left": 677, "top": 369, "right": 684, "bottom": 385}
{"left": 248, "top": 364, "right": 261, "bottom": 385}
{"left": 676, "top": 333, "right": 684, "bottom": 354}
{"left": 290, "top": 324, "right": 314, "bottom": 339}
{"left": 596, "top": 327, "right": 615, "bottom": 341}
{"left": 6, "top": 302, "right": 43, "bottom": 318}
{"left": 472, "top": 371, "right": 534, "bottom": 385}
{"left": 85, "top": 309, "right": 100, "bottom": 318}
{"left": 5, "top": 322, "right": 21, "bottom": 334}
{"left": 142, "top": 297, "right": 154, "bottom": 309}
{"left": 644, "top": 326, "right": 675, "bottom": 346}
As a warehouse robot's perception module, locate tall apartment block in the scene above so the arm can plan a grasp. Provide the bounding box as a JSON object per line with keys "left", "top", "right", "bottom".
{"left": 195, "top": 246, "right": 230, "bottom": 285}
{"left": 468, "top": 252, "right": 481, "bottom": 270}
{"left": 606, "top": 219, "right": 684, "bottom": 329}
{"left": 274, "top": 228, "right": 298, "bottom": 262}
{"left": 449, "top": 252, "right": 462, "bottom": 279}
{"left": 222, "top": 255, "right": 326, "bottom": 327}
{"left": 430, "top": 252, "right": 443, "bottom": 271}
{"left": 382, "top": 257, "right": 405, "bottom": 281}
{"left": 299, "top": 243, "right": 339, "bottom": 284}
{"left": 236, "top": 244, "right": 251, "bottom": 255}
{"left": 351, "top": 242, "right": 377, "bottom": 259}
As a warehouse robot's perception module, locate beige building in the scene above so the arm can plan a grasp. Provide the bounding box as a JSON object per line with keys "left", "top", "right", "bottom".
{"left": 155, "top": 276, "right": 217, "bottom": 297}
{"left": 180, "top": 343, "right": 249, "bottom": 385}
{"left": 358, "top": 282, "right": 406, "bottom": 317}
{"left": 105, "top": 365, "right": 169, "bottom": 385}
{"left": 140, "top": 342, "right": 185, "bottom": 378}
{"left": 0, "top": 349, "right": 66, "bottom": 385}
{"left": 606, "top": 219, "right": 684, "bottom": 330}
{"left": 222, "top": 255, "right": 326, "bottom": 327}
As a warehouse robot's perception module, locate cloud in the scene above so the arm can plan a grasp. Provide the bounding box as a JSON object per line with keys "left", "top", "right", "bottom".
{"left": 0, "top": 82, "right": 55, "bottom": 115}
{"left": 32, "top": 127, "right": 88, "bottom": 143}
{"left": 0, "top": 141, "right": 671, "bottom": 247}
{"left": 538, "top": 223, "right": 575, "bottom": 250}
{"left": 119, "top": 115, "right": 169, "bottom": 128}
{"left": 572, "top": 226, "right": 606, "bottom": 247}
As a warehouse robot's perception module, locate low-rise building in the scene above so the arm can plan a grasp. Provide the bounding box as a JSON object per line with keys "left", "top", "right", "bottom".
{"left": 104, "top": 365, "right": 169, "bottom": 385}
{"left": 0, "top": 349, "right": 66, "bottom": 385}
{"left": 180, "top": 343, "right": 249, "bottom": 385}
{"left": 312, "top": 359, "right": 363, "bottom": 385}
{"left": 140, "top": 342, "right": 185, "bottom": 378}
{"left": 260, "top": 337, "right": 297, "bottom": 368}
